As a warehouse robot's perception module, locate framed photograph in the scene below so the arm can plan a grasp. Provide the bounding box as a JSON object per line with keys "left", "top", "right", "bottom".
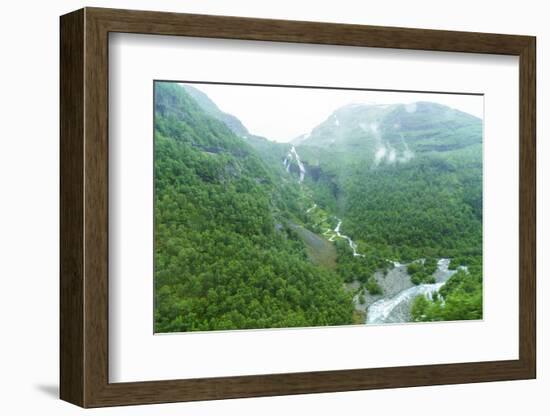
{"left": 60, "top": 7, "right": 536, "bottom": 408}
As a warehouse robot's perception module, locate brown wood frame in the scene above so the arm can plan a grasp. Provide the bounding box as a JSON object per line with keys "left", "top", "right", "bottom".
{"left": 60, "top": 7, "right": 536, "bottom": 408}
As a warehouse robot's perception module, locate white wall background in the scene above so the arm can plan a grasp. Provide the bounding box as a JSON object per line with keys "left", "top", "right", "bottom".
{"left": 0, "top": 0, "right": 545, "bottom": 414}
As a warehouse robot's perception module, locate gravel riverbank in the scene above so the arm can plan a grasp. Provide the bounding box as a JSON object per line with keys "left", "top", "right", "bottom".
{"left": 346, "top": 262, "right": 415, "bottom": 313}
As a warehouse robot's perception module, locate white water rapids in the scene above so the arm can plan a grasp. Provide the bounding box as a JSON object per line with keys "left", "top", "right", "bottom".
{"left": 328, "top": 219, "right": 365, "bottom": 257}
{"left": 306, "top": 203, "right": 317, "bottom": 213}
{"left": 366, "top": 258, "right": 456, "bottom": 324}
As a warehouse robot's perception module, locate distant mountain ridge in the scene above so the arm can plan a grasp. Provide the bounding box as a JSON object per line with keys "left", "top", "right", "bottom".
{"left": 293, "top": 101, "right": 481, "bottom": 166}
{"left": 180, "top": 83, "right": 250, "bottom": 137}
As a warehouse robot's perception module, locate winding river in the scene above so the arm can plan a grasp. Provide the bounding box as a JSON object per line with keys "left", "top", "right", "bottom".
{"left": 291, "top": 146, "right": 453, "bottom": 325}
{"left": 329, "top": 219, "right": 365, "bottom": 257}
{"left": 306, "top": 207, "right": 455, "bottom": 325}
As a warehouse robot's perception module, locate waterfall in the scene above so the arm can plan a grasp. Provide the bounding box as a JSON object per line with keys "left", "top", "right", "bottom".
{"left": 324, "top": 218, "right": 364, "bottom": 257}
{"left": 283, "top": 145, "right": 306, "bottom": 183}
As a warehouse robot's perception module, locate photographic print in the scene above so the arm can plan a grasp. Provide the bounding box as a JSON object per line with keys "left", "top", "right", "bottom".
{"left": 153, "top": 81, "right": 483, "bottom": 333}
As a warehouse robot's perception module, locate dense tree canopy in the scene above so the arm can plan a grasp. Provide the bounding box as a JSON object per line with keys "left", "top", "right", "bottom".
{"left": 411, "top": 256, "right": 482, "bottom": 322}
{"left": 154, "top": 82, "right": 353, "bottom": 332}
{"left": 154, "top": 81, "right": 484, "bottom": 331}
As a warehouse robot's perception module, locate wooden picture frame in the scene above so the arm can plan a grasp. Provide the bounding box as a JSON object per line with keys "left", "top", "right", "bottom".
{"left": 60, "top": 7, "right": 536, "bottom": 408}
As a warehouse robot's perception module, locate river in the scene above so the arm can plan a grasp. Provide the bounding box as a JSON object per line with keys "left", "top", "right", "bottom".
{"left": 365, "top": 258, "right": 456, "bottom": 324}
{"left": 293, "top": 146, "right": 452, "bottom": 325}
{"left": 330, "top": 219, "right": 364, "bottom": 257}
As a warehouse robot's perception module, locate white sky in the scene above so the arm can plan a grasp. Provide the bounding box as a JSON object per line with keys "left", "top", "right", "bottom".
{"left": 182, "top": 83, "right": 484, "bottom": 143}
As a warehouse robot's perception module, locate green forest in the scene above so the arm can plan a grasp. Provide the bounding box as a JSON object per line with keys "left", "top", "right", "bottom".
{"left": 154, "top": 82, "right": 483, "bottom": 332}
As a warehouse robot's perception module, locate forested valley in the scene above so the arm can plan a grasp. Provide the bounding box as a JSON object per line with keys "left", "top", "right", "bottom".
{"left": 154, "top": 82, "right": 483, "bottom": 332}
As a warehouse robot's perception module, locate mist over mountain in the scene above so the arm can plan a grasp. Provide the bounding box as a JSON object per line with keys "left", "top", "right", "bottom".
{"left": 295, "top": 101, "right": 481, "bottom": 164}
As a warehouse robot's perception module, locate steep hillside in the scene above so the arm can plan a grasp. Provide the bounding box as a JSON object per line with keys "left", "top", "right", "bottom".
{"left": 180, "top": 83, "right": 249, "bottom": 137}
{"left": 291, "top": 101, "right": 483, "bottom": 262}
{"left": 297, "top": 102, "right": 481, "bottom": 158}
{"left": 180, "top": 83, "right": 293, "bottom": 177}
{"left": 154, "top": 82, "right": 483, "bottom": 329}
{"left": 154, "top": 82, "right": 353, "bottom": 333}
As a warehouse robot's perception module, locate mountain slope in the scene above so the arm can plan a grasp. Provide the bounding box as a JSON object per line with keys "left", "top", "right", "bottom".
{"left": 154, "top": 82, "right": 483, "bottom": 328}
{"left": 179, "top": 83, "right": 296, "bottom": 180}
{"left": 154, "top": 82, "right": 353, "bottom": 332}
{"left": 177, "top": 86, "right": 483, "bottom": 263}
{"left": 294, "top": 101, "right": 483, "bottom": 261}
{"left": 180, "top": 83, "right": 249, "bottom": 137}
{"left": 298, "top": 102, "right": 481, "bottom": 157}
